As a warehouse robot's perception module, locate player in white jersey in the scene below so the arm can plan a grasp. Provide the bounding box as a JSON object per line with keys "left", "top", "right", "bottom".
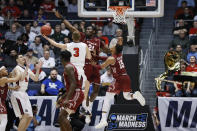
{"left": 10, "top": 54, "right": 42, "bottom": 131}
{"left": 42, "top": 32, "right": 91, "bottom": 99}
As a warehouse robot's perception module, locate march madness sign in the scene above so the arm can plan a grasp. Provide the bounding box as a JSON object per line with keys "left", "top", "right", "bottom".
{"left": 107, "top": 113, "right": 148, "bottom": 130}
{"left": 106, "top": 105, "right": 154, "bottom": 131}
{"left": 159, "top": 97, "right": 197, "bottom": 131}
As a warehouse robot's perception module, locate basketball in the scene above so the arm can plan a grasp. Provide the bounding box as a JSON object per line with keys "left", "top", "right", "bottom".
{"left": 41, "top": 25, "right": 52, "bottom": 36}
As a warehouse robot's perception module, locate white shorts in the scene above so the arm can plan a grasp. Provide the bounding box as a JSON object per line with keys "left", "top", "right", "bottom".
{"left": 11, "top": 91, "right": 33, "bottom": 118}
{"left": 0, "top": 114, "right": 7, "bottom": 131}
{"left": 75, "top": 66, "right": 87, "bottom": 88}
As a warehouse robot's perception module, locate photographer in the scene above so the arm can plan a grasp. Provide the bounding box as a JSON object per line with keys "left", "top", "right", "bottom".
{"left": 26, "top": 104, "right": 41, "bottom": 131}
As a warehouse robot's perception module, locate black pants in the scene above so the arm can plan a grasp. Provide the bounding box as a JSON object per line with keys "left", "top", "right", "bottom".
{"left": 5, "top": 100, "right": 16, "bottom": 131}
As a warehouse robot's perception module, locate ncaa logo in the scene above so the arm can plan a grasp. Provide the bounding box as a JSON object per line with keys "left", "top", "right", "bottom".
{"left": 110, "top": 114, "right": 117, "bottom": 121}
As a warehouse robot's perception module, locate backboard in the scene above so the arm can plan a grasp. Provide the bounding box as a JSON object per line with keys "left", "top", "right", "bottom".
{"left": 78, "top": 0, "right": 164, "bottom": 18}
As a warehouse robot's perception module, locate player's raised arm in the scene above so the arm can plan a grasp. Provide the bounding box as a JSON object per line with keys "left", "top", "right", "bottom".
{"left": 54, "top": 10, "right": 78, "bottom": 33}
{"left": 29, "top": 61, "right": 43, "bottom": 82}
{"left": 97, "top": 56, "right": 116, "bottom": 69}
{"left": 42, "top": 35, "right": 67, "bottom": 49}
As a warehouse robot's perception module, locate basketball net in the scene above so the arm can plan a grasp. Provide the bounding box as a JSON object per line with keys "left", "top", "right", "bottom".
{"left": 109, "top": 6, "right": 130, "bottom": 24}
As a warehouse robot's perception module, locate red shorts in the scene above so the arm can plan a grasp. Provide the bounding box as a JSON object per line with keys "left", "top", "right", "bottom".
{"left": 84, "top": 63, "right": 100, "bottom": 84}
{"left": 107, "top": 75, "right": 131, "bottom": 94}
{"left": 62, "top": 89, "right": 84, "bottom": 112}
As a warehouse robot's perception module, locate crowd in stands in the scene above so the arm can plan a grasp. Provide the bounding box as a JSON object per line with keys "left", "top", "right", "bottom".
{"left": 154, "top": 0, "right": 197, "bottom": 130}
{"left": 0, "top": 0, "right": 143, "bottom": 99}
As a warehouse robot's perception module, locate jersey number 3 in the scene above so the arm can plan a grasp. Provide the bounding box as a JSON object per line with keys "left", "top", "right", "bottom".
{"left": 73, "top": 48, "right": 79, "bottom": 57}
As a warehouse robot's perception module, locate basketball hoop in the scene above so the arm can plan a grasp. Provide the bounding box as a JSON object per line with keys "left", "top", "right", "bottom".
{"left": 108, "top": 6, "right": 130, "bottom": 24}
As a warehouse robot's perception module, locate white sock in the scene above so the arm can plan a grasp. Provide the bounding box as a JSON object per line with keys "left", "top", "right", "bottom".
{"left": 82, "top": 100, "right": 88, "bottom": 111}
{"left": 101, "top": 92, "right": 115, "bottom": 121}
{"left": 88, "top": 101, "right": 93, "bottom": 113}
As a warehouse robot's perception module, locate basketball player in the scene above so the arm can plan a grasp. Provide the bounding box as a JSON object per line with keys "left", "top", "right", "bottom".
{"left": 95, "top": 39, "right": 146, "bottom": 129}
{"left": 0, "top": 66, "right": 21, "bottom": 131}
{"left": 42, "top": 32, "right": 91, "bottom": 104}
{"left": 10, "top": 54, "right": 42, "bottom": 131}
{"left": 56, "top": 50, "right": 84, "bottom": 131}
{"left": 54, "top": 11, "right": 109, "bottom": 122}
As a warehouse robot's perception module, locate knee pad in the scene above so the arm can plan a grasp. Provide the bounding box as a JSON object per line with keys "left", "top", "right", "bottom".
{"left": 123, "top": 92, "right": 132, "bottom": 100}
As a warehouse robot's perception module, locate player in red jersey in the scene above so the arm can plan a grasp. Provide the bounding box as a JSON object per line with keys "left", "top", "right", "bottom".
{"left": 95, "top": 38, "right": 146, "bottom": 129}
{"left": 56, "top": 50, "right": 84, "bottom": 131}
{"left": 54, "top": 10, "right": 109, "bottom": 123}
{"left": 0, "top": 66, "right": 21, "bottom": 130}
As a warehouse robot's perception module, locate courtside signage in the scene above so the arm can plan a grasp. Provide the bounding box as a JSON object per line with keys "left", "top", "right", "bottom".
{"left": 159, "top": 97, "right": 197, "bottom": 131}
{"left": 107, "top": 113, "right": 148, "bottom": 130}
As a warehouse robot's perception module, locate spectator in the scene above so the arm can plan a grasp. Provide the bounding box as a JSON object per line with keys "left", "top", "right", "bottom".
{"left": 101, "top": 68, "right": 114, "bottom": 86}
{"left": 25, "top": 49, "right": 39, "bottom": 70}
{"left": 24, "top": 24, "right": 37, "bottom": 43}
{"left": 103, "top": 18, "right": 119, "bottom": 37}
{"left": 174, "top": 1, "right": 192, "bottom": 19}
{"left": 0, "top": 13, "right": 5, "bottom": 26}
{"left": 64, "top": 36, "right": 70, "bottom": 44}
{"left": 32, "top": 62, "right": 47, "bottom": 81}
{"left": 19, "top": 9, "right": 32, "bottom": 25}
{"left": 21, "top": 33, "right": 30, "bottom": 46}
{"left": 189, "top": 21, "right": 197, "bottom": 37}
{"left": 51, "top": 24, "right": 66, "bottom": 57}
{"left": 0, "top": 0, "right": 6, "bottom": 11}
{"left": 177, "top": 0, "right": 195, "bottom": 7}
{"left": 0, "top": 35, "right": 13, "bottom": 55}
{"left": 175, "top": 44, "right": 186, "bottom": 59}
{"left": 187, "top": 45, "right": 197, "bottom": 62}
{"left": 97, "top": 30, "right": 109, "bottom": 46}
{"left": 55, "top": 0, "right": 69, "bottom": 7}
{"left": 29, "top": 36, "right": 43, "bottom": 58}
{"left": 41, "top": 44, "right": 55, "bottom": 58}
{"left": 79, "top": 20, "right": 86, "bottom": 33}
{"left": 30, "top": 21, "right": 41, "bottom": 36}
{"left": 16, "top": 0, "right": 25, "bottom": 11}
{"left": 35, "top": 8, "right": 47, "bottom": 26}
{"left": 169, "top": 30, "right": 190, "bottom": 50}
{"left": 51, "top": 25, "right": 66, "bottom": 42}
{"left": 14, "top": 36, "right": 28, "bottom": 55}
{"left": 40, "top": 68, "right": 64, "bottom": 95}
{"left": 40, "top": 0, "right": 55, "bottom": 12}
{"left": 68, "top": 0, "right": 78, "bottom": 13}
{"left": 186, "top": 56, "right": 197, "bottom": 71}
{"left": 109, "top": 29, "right": 123, "bottom": 48}
{"left": 39, "top": 50, "right": 55, "bottom": 68}
{"left": 177, "top": 7, "right": 193, "bottom": 25}
{"left": 4, "top": 49, "right": 17, "bottom": 68}
{"left": 25, "top": 0, "right": 40, "bottom": 14}
{"left": 173, "top": 19, "right": 188, "bottom": 36}
{"left": 4, "top": 23, "right": 21, "bottom": 42}
{"left": 61, "top": 22, "right": 70, "bottom": 36}
{"left": 2, "top": 0, "right": 21, "bottom": 18}
{"left": 27, "top": 104, "right": 41, "bottom": 131}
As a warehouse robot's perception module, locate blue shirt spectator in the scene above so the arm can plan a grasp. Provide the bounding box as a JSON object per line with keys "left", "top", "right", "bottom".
{"left": 41, "top": 68, "right": 64, "bottom": 95}
{"left": 178, "top": 0, "right": 195, "bottom": 7}
{"left": 187, "top": 45, "right": 197, "bottom": 62}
